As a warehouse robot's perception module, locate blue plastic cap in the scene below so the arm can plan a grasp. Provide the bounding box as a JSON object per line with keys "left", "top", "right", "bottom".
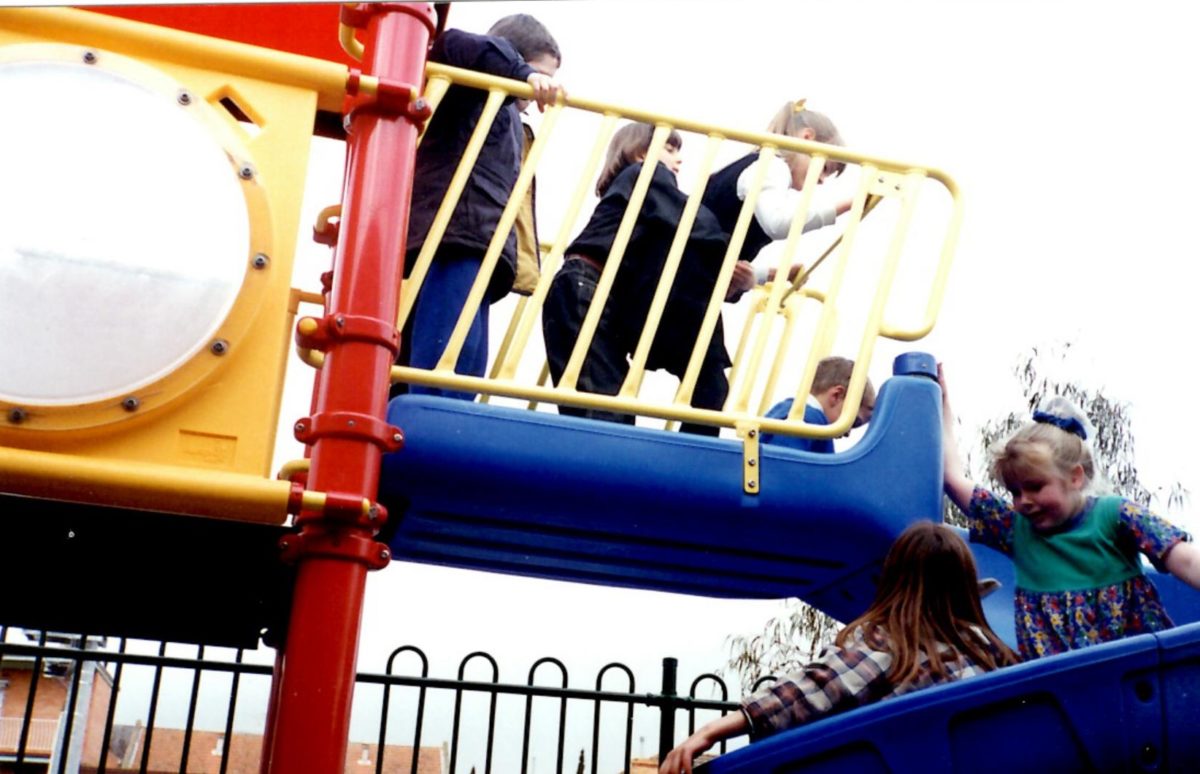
{"left": 893, "top": 352, "right": 937, "bottom": 379}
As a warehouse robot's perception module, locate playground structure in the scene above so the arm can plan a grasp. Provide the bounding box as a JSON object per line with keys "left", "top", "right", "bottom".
{"left": 2, "top": 4, "right": 1199, "bottom": 772}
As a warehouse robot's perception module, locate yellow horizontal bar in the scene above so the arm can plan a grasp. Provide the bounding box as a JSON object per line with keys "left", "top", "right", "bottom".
{"left": 0, "top": 7, "right": 351, "bottom": 111}
{"left": 0, "top": 445, "right": 292, "bottom": 523}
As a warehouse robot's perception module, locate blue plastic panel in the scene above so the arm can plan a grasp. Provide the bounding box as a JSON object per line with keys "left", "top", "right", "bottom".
{"left": 380, "top": 367, "right": 943, "bottom": 624}
{"left": 700, "top": 625, "right": 1192, "bottom": 773}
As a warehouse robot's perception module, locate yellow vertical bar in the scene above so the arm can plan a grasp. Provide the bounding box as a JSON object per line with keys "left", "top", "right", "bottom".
{"left": 497, "top": 113, "right": 620, "bottom": 380}
{"left": 436, "top": 99, "right": 566, "bottom": 372}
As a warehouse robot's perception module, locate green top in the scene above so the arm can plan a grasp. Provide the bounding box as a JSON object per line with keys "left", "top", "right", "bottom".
{"left": 1014, "top": 495, "right": 1143, "bottom": 592}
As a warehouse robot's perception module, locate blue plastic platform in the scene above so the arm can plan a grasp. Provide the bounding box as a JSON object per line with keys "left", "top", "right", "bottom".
{"left": 700, "top": 621, "right": 1200, "bottom": 772}
{"left": 380, "top": 355, "right": 945, "bottom": 624}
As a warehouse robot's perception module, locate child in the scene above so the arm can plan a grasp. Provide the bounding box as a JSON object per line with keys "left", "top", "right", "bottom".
{"left": 659, "top": 522, "right": 1018, "bottom": 773}
{"left": 701, "top": 100, "right": 854, "bottom": 300}
{"left": 402, "top": 14, "right": 564, "bottom": 400}
{"left": 761, "top": 356, "right": 875, "bottom": 452}
{"left": 940, "top": 364, "right": 1200, "bottom": 659}
{"left": 541, "top": 122, "right": 732, "bottom": 435}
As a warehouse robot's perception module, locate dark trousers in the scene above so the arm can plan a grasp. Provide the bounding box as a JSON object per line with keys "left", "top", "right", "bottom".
{"left": 542, "top": 259, "right": 728, "bottom": 435}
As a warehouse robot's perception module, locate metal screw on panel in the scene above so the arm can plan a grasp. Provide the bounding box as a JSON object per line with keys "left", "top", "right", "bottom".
{"left": 748, "top": 459, "right": 757, "bottom": 467}
{"left": 210, "top": 339, "right": 229, "bottom": 356}
{"left": 238, "top": 163, "right": 255, "bottom": 181}
{"left": 346, "top": 419, "right": 356, "bottom": 427}
{"left": 177, "top": 90, "right": 193, "bottom": 106}
{"left": 252, "top": 253, "right": 269, "bottom": 269}
{"left": 82, "top": 50, "right": 97, "bottom": 65}
{"left": 747, "top": 429, "right": 757, "bottom": 438}
{"left": 748, "top": 480, "right": 758, "bottom": 489}
{"left": 294, "top": 422, "right": 307, "bottom": 433}
{"left": 7, "top": 407, "right": 28, "bottom": 424}
{"left": 392, "top": 433, "right": 403, "bottom": 443}
{"left": 412, "top": 97, "right": 428, "bottom": 112}
{"left": 122, "top": 396, "right": 140, "bottom": 412}
{"left": 367, "top": 505, "right": 379, "bottom": 522}
{"left": 379, "top": 548, "right": 391, "bottom": 561}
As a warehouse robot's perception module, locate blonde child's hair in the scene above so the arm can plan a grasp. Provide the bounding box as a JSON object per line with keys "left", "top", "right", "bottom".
{"left": 595, "top": 122, "right": 683, "bottom": 197}
{"left": 765, "top": 99, "right": 845, "bottom": 178}
{"left": 989, "top": 397, "right": 1097, "bottom": 491}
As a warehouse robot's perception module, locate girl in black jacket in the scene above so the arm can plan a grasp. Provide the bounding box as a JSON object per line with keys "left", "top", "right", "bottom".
{"left": 542, "top": 123, "right": 731, "bottom": 435}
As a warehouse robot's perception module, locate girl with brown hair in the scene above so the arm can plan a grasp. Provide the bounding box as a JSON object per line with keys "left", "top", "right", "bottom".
{"left": 660, "top": 522, "right": 1019, "bottom": 773}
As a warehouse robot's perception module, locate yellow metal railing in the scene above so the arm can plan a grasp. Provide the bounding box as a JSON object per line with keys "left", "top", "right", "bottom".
{"left": 379, "top": 62, "right": 962, "bottom": 444}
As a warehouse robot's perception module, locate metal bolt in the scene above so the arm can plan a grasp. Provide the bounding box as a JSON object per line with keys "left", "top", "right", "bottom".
{"left": 82, "top": 50, "right": 97, "bottom": 65}
{"left": 7, "top": 407, "right": 28, "bottom": 424}
{"left": 346, "top": 419, "right": 356, "bottom": 427}
{"left": 335, "top": 316, "right": 345, "bottom": 327}
{"left": 294, "top": 422, "right": 307, "bottom": 433}
{"left": 748, "top": 459, "right": 757, "bottom": 467}
{"left": 210, "top": 339, "right": 229, "bottom": 356}
{"left": 412, "top": 97, "right": 428, "bottom": 112}
{"left": 367, "top": 505, "right": 379, "bottom": 522}
{"left": 121, "top": 396, "right": 140, "bottom": 412}
{"left": 252, "top": 253, "right": 269, "bottom": 269}
{"left": 748, "top": 480, "right": 758, "bottom": 488}
{"left": 379, "top": 548, "right": 391, "bottom": 561}
{"left": 748, "top": 429, "right": 757, "bottom": 438}
{"left": 280, "top": 539, "right": 291, "bottom": 551}
{"left": 392, "top": 433, "right": 403, "bottom": 444}
{"left": 238, "top": 163, "right": 255, "bottom": 180}
{"left": 177, "top": 90, "right": 192, "bottom": 106}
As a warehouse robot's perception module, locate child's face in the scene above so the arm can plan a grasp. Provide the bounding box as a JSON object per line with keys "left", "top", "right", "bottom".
{"left": 659, "top": 144, "right": 683, "bottom": 175}
{"left": 1005, "top": 460, "right": 1086, "bottom": 532}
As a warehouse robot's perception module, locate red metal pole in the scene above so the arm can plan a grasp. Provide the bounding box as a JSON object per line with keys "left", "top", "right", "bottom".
{"left": 263, "top": 5, "right": 434, "bottom": 773}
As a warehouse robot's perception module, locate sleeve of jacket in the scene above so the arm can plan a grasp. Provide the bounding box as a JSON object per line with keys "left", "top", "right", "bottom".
{"left": 432, "top": 28, "right": 535, "bottom": 83}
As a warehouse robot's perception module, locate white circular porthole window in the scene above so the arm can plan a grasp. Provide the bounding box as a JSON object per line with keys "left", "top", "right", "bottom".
{"left": 0, "top": 44, "right": 271, "bottom": 427}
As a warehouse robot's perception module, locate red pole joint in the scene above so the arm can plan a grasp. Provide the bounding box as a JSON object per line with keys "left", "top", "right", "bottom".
{"left": 293, "top": 412, "right": 404, "bottom": 453}
{"left": 295, "top": 313, "right": 401, "bottom": 355}
{"left": 279, "top": 529, "right": 391, "bottom": 570}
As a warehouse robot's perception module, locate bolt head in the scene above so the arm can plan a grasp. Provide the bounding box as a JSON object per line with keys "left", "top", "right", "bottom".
{"left": 177, "top": 90, "right": 192, "bottom": 106}
{"left": 82, "top": 51, "right": 97, "bottom": 65}
{"left": 252, "top": 253, "right": 269, "bottom": 269}
{"left": 379, "top": 548, "right": 391, "bottom": 561}
{"left": 7, "top": 407, "right": 28, "bottom": 424}
{"left": 121, "top": 396, "right": 140, "bottom": 412}
{"left": 748, "top": 480, "right": 758, "bottom": 488}
{"left": 748, "top": 429, "right": 757, "bottom": 438}
{"left": 392, "top": 433, "right": 403, "bottom": 443}
{"left": 210, "top": 339, "right": 229, "bottom": 355}
{"left": 238, "top": 164, "right": 255, "bottom": 180}
{"left": 748, "top": 459, "right": 757, "bottom": 467}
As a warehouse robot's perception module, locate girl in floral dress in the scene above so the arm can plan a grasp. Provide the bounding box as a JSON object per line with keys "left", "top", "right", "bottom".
{"left": 940, "top": 364, "right": 1200, "bottom": 658}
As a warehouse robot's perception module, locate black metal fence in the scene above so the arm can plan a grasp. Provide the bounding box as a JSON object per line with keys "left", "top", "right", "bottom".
{"left": 0, "top": 627, "right": 746, "bottom": 773}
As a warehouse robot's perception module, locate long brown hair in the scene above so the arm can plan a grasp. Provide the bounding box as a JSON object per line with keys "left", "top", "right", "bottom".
{"left": 836, "top": 522, "right": 1018, "bottom": 686}
{"left": 595, "top": 122, "right": 682, "bottom": 196}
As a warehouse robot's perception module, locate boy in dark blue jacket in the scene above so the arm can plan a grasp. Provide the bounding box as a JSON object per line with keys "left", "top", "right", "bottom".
{"left": 402, "top": 14, "right": 563, "bottom": 400}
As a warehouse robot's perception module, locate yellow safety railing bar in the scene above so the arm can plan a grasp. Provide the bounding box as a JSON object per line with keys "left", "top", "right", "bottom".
{"left": 0, "top": 445, "right": 291, "bottom": 523}
{"left": 1, "top": 7, "right": 354, "bottom": 112}
{"left": 494, "top": 114, "right": 621, "bottom": 382}
{"left": 384, "top": 63, "right": 962, "bottom": 441}
{"left": 627, "top": 132, "right": 723, "bottom": 405}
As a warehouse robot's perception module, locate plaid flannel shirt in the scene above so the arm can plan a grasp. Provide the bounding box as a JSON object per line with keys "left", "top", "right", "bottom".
{"left": 741, "top": 625, "right": 999, "bottom": 739}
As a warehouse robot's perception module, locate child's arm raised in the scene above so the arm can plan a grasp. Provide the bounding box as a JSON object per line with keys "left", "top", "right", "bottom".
{"left": 939, "top": 364, "right": 976, "bottom": 512}
{"left": 1165, "top": 541, "right": 1200, "bottom": 590}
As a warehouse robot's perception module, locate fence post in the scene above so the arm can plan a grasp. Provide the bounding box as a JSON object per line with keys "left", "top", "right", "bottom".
{"left": 657, "top": 657, "right": 678, "bottom": 763}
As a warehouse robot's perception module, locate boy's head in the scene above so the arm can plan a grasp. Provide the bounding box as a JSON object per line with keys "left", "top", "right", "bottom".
{"left": 488, "top": 14, "right": 561, "bottom": 68}
{"left": 811, "top": 356, "right": 875, "bottom": 428}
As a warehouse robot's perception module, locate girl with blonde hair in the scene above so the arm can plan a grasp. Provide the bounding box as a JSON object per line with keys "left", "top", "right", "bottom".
{"left": 940, "top": 364, "right": 1200, "bottom": 659}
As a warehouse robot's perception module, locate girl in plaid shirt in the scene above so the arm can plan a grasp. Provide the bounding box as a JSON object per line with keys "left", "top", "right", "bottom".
{"left": 660, "top": 522, "right": 1017, "bottom": 773}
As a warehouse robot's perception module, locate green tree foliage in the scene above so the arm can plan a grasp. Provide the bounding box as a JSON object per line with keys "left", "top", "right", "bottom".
{"left": 728, "top": 342, "right": 1187, "bottom": 692}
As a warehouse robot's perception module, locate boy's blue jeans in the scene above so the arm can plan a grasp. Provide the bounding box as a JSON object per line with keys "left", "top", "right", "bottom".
{"left": 405, "top": 252, "right": 489, "bottom": 401}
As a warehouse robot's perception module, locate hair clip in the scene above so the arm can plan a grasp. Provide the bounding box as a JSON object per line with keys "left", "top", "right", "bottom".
{"left": 1032, "top": 410, "right": 1088, "bottom": 441}
{"left": 792, "top": 99, "right": 807, "bottom": 113}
